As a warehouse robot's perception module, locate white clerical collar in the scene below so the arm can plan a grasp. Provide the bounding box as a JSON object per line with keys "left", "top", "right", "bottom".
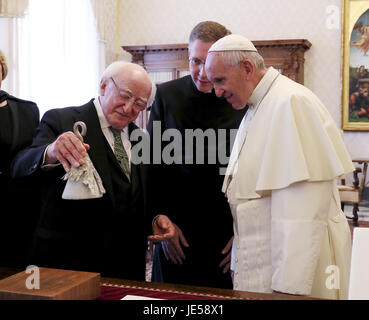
{"left": 93, "top": 97, "right": 128, "bottom": 134}
{"left": 247, "top": 67, "right": 280, "bottom": 108}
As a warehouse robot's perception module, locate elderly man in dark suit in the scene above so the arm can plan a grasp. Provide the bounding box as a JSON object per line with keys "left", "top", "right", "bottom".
{"left": 12, "top": 61, "right": 155, "bottom": 280}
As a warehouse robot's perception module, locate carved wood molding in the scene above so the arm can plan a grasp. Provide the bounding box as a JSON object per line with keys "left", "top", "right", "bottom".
{"left": 122, "top": 39, "right": 311, "bottom": 84}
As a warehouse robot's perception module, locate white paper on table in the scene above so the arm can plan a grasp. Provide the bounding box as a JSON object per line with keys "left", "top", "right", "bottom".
{"left": 121, "top": 295, "right": 164, "bottom": 300}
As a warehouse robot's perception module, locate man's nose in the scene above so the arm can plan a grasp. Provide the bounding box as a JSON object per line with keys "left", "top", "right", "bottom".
{"left": 199, "top": 64, "right": 207, "bottom": 79}
{"left": 122, "top": 99, "right": 135, "bottom": 113}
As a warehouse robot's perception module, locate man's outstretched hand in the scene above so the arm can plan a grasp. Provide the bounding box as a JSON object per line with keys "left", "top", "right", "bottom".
{"left": 148, "top": 215, "right": 189, "bottom": 265}
{"left": 149, "top": 215, "right": 176, "bottom": 242}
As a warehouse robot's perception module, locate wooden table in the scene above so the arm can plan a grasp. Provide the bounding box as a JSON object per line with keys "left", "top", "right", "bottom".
{"left": 0, "top": 267, "right": 316, "bottom": 300}
{"left": 100, "top": 277, "right": 317, "bottom": 300}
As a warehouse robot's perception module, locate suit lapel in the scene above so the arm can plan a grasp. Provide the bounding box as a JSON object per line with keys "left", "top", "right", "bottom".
{"left": 8, "top": 99, "right": 20, "bottom": 154}
{"left": 107, "top": 122, "right": 140, "bottom": 184}
{"left": 129, "top": 122, "right": 147, "bottom": 210}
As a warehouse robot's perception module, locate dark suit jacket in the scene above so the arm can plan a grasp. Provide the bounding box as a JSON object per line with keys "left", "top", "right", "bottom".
{"left": 0, "top": 92, "right": 39, "bottom": 268}
{"left": 147, "top": 75, "right": 246, "bottom": 288}
{"left": 12, "top": 100, "right": 149, "bottom": 280}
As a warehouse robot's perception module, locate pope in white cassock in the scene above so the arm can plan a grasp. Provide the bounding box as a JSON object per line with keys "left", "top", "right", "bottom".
{"left": 205, "top": 34, "right": 354, "bottom": 299}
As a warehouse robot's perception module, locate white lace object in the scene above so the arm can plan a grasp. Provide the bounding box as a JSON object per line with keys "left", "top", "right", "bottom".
{"left": 61, "top": 121, "right": 106, "bottom": 200}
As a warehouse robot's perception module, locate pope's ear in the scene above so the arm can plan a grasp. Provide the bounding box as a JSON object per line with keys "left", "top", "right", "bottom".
{"left": 241, "top": 59, "right": 255, "bottom": 79}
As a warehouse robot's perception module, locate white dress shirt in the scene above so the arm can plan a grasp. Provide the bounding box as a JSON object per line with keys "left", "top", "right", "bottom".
{"left": 93, "top": 97, "right": 131, "bottom": 171}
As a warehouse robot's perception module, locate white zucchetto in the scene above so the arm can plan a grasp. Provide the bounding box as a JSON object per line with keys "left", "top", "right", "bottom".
{"left": 208, "top": 34, "right": 258, "bottom": 52}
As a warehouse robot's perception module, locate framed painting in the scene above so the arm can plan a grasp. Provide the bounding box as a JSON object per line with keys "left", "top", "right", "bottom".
{"left": 342, "top": 0, "right": 369, "bottom": 131}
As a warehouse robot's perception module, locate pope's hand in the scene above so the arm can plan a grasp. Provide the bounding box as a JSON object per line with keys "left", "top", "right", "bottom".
{"left": 219, "top": 235, "right": 234, "bottom": 273}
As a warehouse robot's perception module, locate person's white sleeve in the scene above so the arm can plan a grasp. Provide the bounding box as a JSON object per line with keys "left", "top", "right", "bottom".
{"left": 270, "top": 180, "right": 332, "bottom": 295}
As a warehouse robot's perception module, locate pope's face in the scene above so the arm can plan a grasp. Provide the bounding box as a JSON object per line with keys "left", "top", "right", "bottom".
{"left": 188, "top": 40, "right": 214, "bottom": 92}
{"left": 205, "top": 52, "right": 251, "bottom": 109}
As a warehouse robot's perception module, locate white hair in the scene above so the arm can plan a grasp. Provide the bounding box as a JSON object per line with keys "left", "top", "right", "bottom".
{"left": 218, "top": 51, "right": 265, "bottom": 70}
{"left": 100, "top": 60, "right": 156, "bottom": 107}
{"left": 101, "top": 61, "right": 131, "bottom": 81}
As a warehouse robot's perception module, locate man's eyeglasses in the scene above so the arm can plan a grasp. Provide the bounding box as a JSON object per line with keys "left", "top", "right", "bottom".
{"left": 189, "top": 57, "right": 206, "bottom": 68}
{"left": 110, "top": 77, "right": 147, "bottom": 111}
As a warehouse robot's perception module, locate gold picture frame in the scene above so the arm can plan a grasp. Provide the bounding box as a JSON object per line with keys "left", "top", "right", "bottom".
{"left": 342, "top": 0, "right": 369, "bottom": 131}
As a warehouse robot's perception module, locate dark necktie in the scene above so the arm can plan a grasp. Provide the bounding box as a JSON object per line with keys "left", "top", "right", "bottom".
{"left": 110, "top": 127, "right": 130, "bottom": 181}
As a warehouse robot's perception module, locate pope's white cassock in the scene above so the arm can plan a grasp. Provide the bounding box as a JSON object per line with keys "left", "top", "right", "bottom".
{"left": 223, "top": 67, "right": 354, "bottom": 299}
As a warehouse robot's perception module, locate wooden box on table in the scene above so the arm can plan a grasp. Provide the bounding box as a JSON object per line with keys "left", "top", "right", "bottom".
{"left": 0, "top": 267, "right": 100, "bottom": 300}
